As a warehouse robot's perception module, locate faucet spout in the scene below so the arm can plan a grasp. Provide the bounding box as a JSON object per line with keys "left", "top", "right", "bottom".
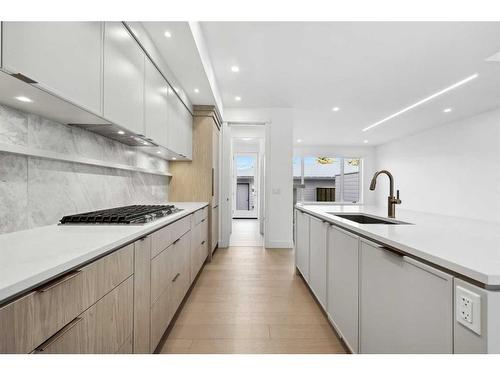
{"left": 369, "top": 170, "right": 400, "bottom": 218}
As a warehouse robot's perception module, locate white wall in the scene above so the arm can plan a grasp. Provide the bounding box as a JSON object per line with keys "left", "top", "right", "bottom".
{"left": 294, "top": 145, "right": 377, "bottom": 205}
{"left": 224, "top": 108, "right": 294, "bottom": 248}
{"left": 374, "top": 108, "right": 500, "bottom": 223}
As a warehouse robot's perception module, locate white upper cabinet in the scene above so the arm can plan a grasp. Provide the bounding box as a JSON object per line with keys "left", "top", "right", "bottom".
{"left": 144, "top": 59, "right": 168, "bottom": 148}
{"left": 359, "top": 239, "right": 453, "bottom": 353}
{"left": 2, "top": 22, "right": 103, "bottom": 114}
{"left": 309, "top": 216, "right": 328, "bottom": 308}
{"left": 327, "top": 225, "right": 359, "bottom": 353}
{"left": 103, "top": 22, "right": 145, "bottom": 136}
{"left": 167, "top": 87, "right": 192, "bottom": 159}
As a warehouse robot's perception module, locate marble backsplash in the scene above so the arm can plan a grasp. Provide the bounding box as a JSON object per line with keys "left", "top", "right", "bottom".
{"left": 0, "top": 104, "right": 170, "bottom": 234}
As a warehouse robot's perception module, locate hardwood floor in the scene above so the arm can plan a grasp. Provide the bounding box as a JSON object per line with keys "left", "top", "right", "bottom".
{"left": 229, "top": 219, "right": 264, "bottom": 247}
{"left": 159, "top": 246, "right": 346, "bottom": 354}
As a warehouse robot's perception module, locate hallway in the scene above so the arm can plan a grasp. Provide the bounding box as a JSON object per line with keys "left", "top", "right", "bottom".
{"left": 229, "top": 219, "right": 264, "bottom": 247}
{"left": 160, "top": 246, "right": 346, "bottom": 354}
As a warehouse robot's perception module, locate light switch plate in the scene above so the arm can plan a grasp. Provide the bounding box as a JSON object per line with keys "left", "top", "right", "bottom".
{"left": 456, "top": 285, "right": 481, "bottom": 335}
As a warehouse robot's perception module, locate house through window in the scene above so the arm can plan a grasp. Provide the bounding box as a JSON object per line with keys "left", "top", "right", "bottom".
{"left": 293, "top": 156, "right": 362, "bottom": 204}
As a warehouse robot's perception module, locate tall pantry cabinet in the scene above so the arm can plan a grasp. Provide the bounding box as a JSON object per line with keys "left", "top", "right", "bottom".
{"left": 169, "top": 105, "right": 221, "bottom": 259}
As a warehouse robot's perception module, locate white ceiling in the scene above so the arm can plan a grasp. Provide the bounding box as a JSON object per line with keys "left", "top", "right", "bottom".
{"left": 199, "top": 22, "right": 500, "bottom": 145}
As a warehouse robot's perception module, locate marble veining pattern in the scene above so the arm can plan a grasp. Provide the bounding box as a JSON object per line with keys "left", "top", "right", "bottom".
{"left": 0, "top": 104, "right": 169, "bottom": 234}
{"left": 0, "top": 153, "right": 28, "bottom": 233}
{"left": 0, "top": 105, "right": 28, "bottom": 146}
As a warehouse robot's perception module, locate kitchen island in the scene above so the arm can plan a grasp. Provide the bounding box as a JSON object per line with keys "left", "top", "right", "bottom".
{"left": 295, "top": 203, "right": 500, "bottom": 354}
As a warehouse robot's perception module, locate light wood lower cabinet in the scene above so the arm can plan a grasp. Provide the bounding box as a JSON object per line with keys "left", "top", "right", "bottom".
{"left": 150, "top": 230, "right": 192, "bottom": 350}
{"left": 0, "top": 207, "right": 208, "bottom": 354}
{"left": 191, "top": 217, "right": 208, "bottom": 283}
{"left": 0, "top": 244, "right": 133, "bottom": 354}
{"left": 133, "top": 236, "right": 152, "bottom": 354}
{"left": 34, "top": 276, "right": 134, "bottom": 354}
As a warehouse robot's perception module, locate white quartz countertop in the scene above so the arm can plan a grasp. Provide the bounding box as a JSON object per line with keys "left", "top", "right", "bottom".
{"left": 296, "top": 204, "right": 500, "bottom": 288}
{"left": 0, "top": 202, "right": 208, "bottom": 305}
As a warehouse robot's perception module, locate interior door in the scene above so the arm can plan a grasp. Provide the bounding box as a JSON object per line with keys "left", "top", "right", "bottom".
{"left": 233, "top": 152, "right": 258, "bottom": 219}
{"left": 236, "top": 183, "right": 250, "bottom": 210}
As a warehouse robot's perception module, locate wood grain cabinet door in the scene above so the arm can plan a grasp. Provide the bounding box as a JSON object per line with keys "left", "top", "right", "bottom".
{"left": 0, "top": 244, "right": 133, "bottom": 353}
{"left": 34, "top": 276, "right": 134, "bottom": 354}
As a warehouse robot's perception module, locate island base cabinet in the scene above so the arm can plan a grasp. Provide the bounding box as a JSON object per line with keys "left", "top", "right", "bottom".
{"left": 359, "top": 239, "right": 453, "bottom": 353}
{"left": 295, "top": 210, "right": 310, "bottom": 281}
{"left": 308, "top": 216, "right": 327, "bottom": 308}
{"left": 34, "top": 276, "right": 134, "bottom": 354}
{"left": 327, "top": 226, "right": 359, "bottom": 353}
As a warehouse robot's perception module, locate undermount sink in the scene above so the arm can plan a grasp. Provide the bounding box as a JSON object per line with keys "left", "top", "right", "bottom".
{"left": 327, "top": 213, "right": 411, "bottom": 225}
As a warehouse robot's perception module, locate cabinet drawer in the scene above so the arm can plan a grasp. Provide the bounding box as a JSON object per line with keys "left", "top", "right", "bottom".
{"left": 171, "top": 216, "right": 191, "bottom": 246}
{"left": 151, "top": 215, "right": 191, "bottom": 258}
{"left": 150, "top": 231, "right": 191, "bottom": 350}
{"left": 34, "top": 276, "right": 134, "bottom": 354}
{"left": 194, "top": 207, "right": 208, "bottom": 225}
{"left": 0, "top": 244, "right": 133, "bottom": 353}
{"left": 150, "top": 282, "right": 175, "bottom": 350}
{"left": 151, "top": 244, "right": 176, "bottom": 305}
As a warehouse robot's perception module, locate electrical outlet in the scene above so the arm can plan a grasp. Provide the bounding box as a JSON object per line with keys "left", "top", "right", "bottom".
{"left": 456, "top": 285, "right": 481, "bottom": 335}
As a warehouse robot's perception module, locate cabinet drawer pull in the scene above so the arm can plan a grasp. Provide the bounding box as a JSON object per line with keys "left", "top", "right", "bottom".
{"left": 201, "top": 240, "right": 206, "bottom": 245}
{"left": 36, "top": 270, "right": 82, "bottom": 293}
{"left": 172, "top": 273, "right": 180, "bottom": 283}
{"left": 381, "top": 246, "right": 404, "bottom": 258}
{"left": 201, "top": 218, "right": 206, "bottom": 223}
{"left": 173, "top": 238, "right": 181, "bottom": 245}
{"left": 35, "top": 317, "right": 83, "bottom": 352}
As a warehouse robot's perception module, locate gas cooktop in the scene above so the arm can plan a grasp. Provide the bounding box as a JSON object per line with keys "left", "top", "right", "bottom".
{"left": 59, "top": 205, "right": 182, "bottom": 225}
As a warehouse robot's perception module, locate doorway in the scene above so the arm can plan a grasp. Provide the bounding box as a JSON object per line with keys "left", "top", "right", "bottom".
{"left": 233, "top": 153, "right": 258, "bottom": 219}
{"left": 220, "top": 124, "right": 266, "bottom": 248}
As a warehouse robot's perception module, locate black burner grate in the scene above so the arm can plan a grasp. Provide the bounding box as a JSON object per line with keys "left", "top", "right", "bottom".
{"left": 59, "top": 205, "right": 182, "bottom": 225}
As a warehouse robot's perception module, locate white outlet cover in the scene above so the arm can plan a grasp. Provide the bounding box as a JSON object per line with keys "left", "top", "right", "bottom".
{"left": 456, "top": 285, "right": 481, "bottom": 335}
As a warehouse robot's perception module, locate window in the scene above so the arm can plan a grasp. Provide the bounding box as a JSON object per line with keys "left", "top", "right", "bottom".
{"left": 293, "top": 156, "right": 362, "bottom": 203}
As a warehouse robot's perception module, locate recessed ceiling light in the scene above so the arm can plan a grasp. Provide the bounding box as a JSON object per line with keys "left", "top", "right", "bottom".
{"left": 164, "top": 31, "right": 172, "bottom": 38}
{"left": 156, "top": 151, "right": 162, "bottom": 154}
{"left": 194, "top": 88, "right": 199, "bottom": 94}
{"left": 172, "top": 157, "right": 177, "bottom": 160}
{"left": 231, "top": 65, "right": 240, "bottom": 72}
{"left": 117, "top": 130, "right": 125, "bottom": 135}
{"left": 486, "top": 51, "right": 500, "bottom": 62}
{"left": 235, "top": 96, "right": 242, "bottom": 101}
{"left": 443, "top": 108, "right": 452, "bottom": 113}
{"left": 297, "top": 139, "right": 302, "bottom": 143}
{"left": 242, "top": 137, "right": 252, "bottom": 141}
{"left": 363, "top": 140, "right": 368, "bottom": 144}
{"left": 14, "top": 96, "right": 32, "bottom": 103}
{"left": 332, "top": 107, "right": 340, "bottom": 112}
{"left": 363, "top": 73, "right": 478, "bottom": 132}
{"left": 142, "top": 141, "right": 149, "bottom": 146}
